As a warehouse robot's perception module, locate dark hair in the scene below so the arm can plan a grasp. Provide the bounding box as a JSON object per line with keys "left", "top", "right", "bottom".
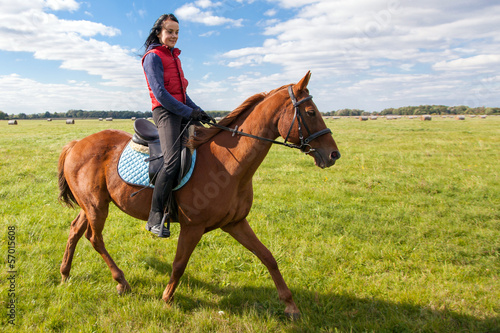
{"left": 143, "top": 14, "right": 179, "bottom": 54}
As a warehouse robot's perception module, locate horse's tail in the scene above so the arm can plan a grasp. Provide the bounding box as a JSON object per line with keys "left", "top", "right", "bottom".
{"left": 58, "top": 140, "right": 79, "bottom": 208}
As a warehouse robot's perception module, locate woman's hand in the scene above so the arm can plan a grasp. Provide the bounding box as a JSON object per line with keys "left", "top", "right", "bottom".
{"left": 190, "top": 108, "right": 216, "bottom": 124}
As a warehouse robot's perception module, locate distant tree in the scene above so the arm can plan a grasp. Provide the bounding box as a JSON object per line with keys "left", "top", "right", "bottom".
{"left": 0, "top": 110, "right": 8, "bottom": 120}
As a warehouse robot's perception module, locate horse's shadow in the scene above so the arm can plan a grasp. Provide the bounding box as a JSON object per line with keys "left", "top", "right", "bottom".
{"left": 135, "top": 256, "right": 500, "bottom": 332}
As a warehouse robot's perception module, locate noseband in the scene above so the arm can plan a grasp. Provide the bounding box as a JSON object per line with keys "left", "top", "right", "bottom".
{"left": 203, "top": 85, "right": 332, "bottom": 153}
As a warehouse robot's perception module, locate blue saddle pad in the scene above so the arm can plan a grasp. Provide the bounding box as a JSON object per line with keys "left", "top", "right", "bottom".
{"left": 117, "top": 141, "right": 196, "bottom": 191}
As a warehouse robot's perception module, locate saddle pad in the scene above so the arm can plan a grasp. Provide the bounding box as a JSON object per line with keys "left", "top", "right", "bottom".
{"left": 117, "top": 141, "right": 196, "bottom": 191}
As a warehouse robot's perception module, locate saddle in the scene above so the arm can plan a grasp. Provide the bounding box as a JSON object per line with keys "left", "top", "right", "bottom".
{"left": 132, "top": 118, "right": 193, "bottom": 186}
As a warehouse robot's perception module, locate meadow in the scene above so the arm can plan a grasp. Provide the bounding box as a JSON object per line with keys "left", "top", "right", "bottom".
{"left": 0, "top": 116, "right": 499, "bottom": 332}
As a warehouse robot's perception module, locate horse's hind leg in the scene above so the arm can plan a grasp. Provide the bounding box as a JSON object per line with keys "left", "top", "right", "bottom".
{"left": 86, "top": 205, "right": 131, "bottom": 294}
{"left": 60, "top": 210, "right": 88, "bottom": 283}
{"left": 222, "top": 219, "right": 300, "bottom": 320}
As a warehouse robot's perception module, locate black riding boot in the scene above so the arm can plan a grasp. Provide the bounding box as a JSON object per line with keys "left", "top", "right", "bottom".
{"left": 146, "top": 169, "right": 173, "bottom": 238}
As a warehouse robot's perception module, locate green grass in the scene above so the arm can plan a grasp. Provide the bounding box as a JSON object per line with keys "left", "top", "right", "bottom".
{"left": 1, "top": 117, "right": 499, "bottom": 332}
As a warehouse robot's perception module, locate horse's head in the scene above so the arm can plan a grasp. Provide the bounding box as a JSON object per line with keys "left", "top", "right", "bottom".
{"left": 277, "top": 71, "right": 341, "bottom": 168}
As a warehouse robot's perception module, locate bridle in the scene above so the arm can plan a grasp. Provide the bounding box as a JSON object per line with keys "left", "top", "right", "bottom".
{"left": 283, "top": 85, "right": 332, "bottom": 153}
{"left": 203, "top": 85, "right": 332, "bottom": 154}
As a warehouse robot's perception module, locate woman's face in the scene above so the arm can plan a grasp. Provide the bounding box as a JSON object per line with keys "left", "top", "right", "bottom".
{"left": 157, "top": 19, "right": 179, "bottom": 48}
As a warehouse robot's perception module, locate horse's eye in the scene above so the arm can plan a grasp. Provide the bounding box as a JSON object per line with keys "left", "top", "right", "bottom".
{"left": 305, "top": 108, "right": 316, "bottom": 117}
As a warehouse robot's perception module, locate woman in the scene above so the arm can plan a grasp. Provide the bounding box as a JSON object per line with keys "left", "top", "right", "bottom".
{"left": 142, "top": 14, "right": 213, "bottom": 237}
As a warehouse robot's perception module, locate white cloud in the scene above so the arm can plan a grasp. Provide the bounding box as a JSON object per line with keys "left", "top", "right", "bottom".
{"left": 44, "top": 0, "right": 80, "bottom": 11}
{"left": 266, "top": 0, "right": 320, "bottom": 9}
{"left": 264, "top": 9, "right": 277, "bottom": 17}
{"left": 195, "top": 0, "right": 221, "bottom": 9}
{"left": 175, "top": 2, "right": 243, "bottom": 27}
{"left": 200, "top": 30, "right": 220, "bottom": 37}
{"left": 433, "top": 54, "right": 500, "bottom": 71}
{"left": 0, "top": 74, "right": 149, "bottom": 114}
{"left": 218, "top": 0, "right": 500, "bottom": 110}
{"left": 0, "top": 2, "right": 142, "bottom": 86}
{"left": 1, "top": 0, "right": 500, "bottom": 114}
{"left": 0, "top": 0, "right": 148, "bottom": 113}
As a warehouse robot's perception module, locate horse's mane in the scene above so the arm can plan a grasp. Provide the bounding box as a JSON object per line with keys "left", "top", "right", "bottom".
{"left": 188, "top": 85, "right": 289, "bottom": 149}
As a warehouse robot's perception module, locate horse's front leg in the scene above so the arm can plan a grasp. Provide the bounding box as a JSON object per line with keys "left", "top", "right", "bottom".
{"left": 162, "top": 225, "right": 205, "bottom": 303}
{"left": 222, "top": 219, "right": 300, "bottom": 320}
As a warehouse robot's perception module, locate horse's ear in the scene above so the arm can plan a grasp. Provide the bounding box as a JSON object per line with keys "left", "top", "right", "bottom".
{"left": 296, "top": 71, "right": 311, "bottom": 91}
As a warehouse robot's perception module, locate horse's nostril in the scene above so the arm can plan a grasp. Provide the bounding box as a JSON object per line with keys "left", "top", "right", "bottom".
{"left": 331, "top": 151, "right": 341, "bottom": 161}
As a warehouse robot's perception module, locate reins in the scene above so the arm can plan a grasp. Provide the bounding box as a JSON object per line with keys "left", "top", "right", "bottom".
{"left": 201, "top": 85, "right": 332, "bottom": 154}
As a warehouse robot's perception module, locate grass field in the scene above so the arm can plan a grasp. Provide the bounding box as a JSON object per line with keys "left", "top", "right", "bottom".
{"left": 1, "top": 117, "right": 499, "bottom": 332}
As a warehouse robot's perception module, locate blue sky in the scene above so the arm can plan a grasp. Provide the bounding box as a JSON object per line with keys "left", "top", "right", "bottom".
{"left": 0, "top": 0, "right": 499, "bottom": 115}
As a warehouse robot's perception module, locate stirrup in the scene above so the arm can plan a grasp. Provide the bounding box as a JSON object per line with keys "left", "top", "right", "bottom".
{"left": 157, "top": 213, "right": 171, "bottom": 238}
{"left": 146, "top": 213, "right": 170, "bottom": 238}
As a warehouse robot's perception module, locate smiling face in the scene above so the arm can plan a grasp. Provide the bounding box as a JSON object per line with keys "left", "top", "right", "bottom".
{"left": 157, "top": 19, "right": 179, "bottom": 48}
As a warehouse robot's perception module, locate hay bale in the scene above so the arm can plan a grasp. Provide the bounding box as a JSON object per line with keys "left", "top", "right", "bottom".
{"left": 131, "top": 117, "right": 136, "bottom": 121}
{"left": 99, "top": 118, "right": 103, "bottom": 121}
{"left": 480, "top": 115, "right": 487, "bottom": 119}
{"left": 420, "top": 115, "right": 432, "bottom": 121}
{"left": 8, "top": 120, "right": 18, "bottom": 125}
{"left": 359, "top": 116, "right": 368, "bottom": 121}
{"left": 456, "top": 115, "right": 465, "bottom": 120}
{"left": 370, "top": 116, "right": 378, "bottom": 120}
{"left": 106, "top": 117, "right": 113, "bottom": 121}
{"left": 66, "top": 119, "right": 75, "bottom": 124}
{"left": 47, "top": 118, "right": 52, "bottom": 122}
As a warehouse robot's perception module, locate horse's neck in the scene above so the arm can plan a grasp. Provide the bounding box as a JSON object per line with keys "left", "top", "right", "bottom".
{"left": 216, "top": 99, "right": 283, "bottom": 182}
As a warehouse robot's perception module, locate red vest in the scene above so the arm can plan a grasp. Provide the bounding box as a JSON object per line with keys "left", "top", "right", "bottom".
{"left": 142, "top": 46, "right": 188, "bottom": 110}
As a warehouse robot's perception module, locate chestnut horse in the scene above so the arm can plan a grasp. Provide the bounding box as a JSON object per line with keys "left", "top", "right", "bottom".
{"left": 58, "top": 72, "right": 340, "bottom": 318}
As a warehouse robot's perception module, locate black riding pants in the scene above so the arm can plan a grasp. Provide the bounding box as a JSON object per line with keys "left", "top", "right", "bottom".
{"left": 150, "top": 107, "right": 183, "bottom": 213}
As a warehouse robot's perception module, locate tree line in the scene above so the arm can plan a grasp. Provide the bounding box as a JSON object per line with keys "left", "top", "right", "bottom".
{"left": 0, "top": 110, "right": 231, "bottom": 120}
{"left": 323, "top": 105, "right": 500, "bottom": 117}
{"left": 1, "top": 105, "right": 499, "bottom": 120}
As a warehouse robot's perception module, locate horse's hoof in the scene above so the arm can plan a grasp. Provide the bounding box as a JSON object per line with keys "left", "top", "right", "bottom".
{"left": 162, "top": 295, "right": 174, "bottom": 305}
{"left": 60, "top": 274, "right": 69, "bottom": 284}
{"left": 285, "top": 312, "right": 301, "bottom": 321}
{"left": 117, "top": 283, "right": 131, "bottom": 295}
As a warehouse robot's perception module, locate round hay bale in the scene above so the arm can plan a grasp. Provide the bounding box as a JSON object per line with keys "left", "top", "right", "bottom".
{"left": 8, "top": 120, "right": 18, "bottom": 125}
{"left": 66, "top": 119, "right": 75, "bottom": 124}
{"left": 99, "top": 118, "right": 103, "bottom": 121}
{"left": 106, "top": 117, "right": 113, "bottom": 121}
{"left": 47, "top": 118, "right": 52, "bottom": 121}
{"left": 370, "top": 116, "right": 378, "bottom": 120}
{"left": 456, "top": 115, "right": 465, "bottom": 120}
{"left": 480, "top": 115, "right": 487, "bottom": 119}
{"left": 420, "top": 115, "right": 432, "bottom": 121}
{"left": 131, "top": 117, "right": 136, "bottom": 121}
{"left": 359, "top": 116, "right": 368, "bottom": 121}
